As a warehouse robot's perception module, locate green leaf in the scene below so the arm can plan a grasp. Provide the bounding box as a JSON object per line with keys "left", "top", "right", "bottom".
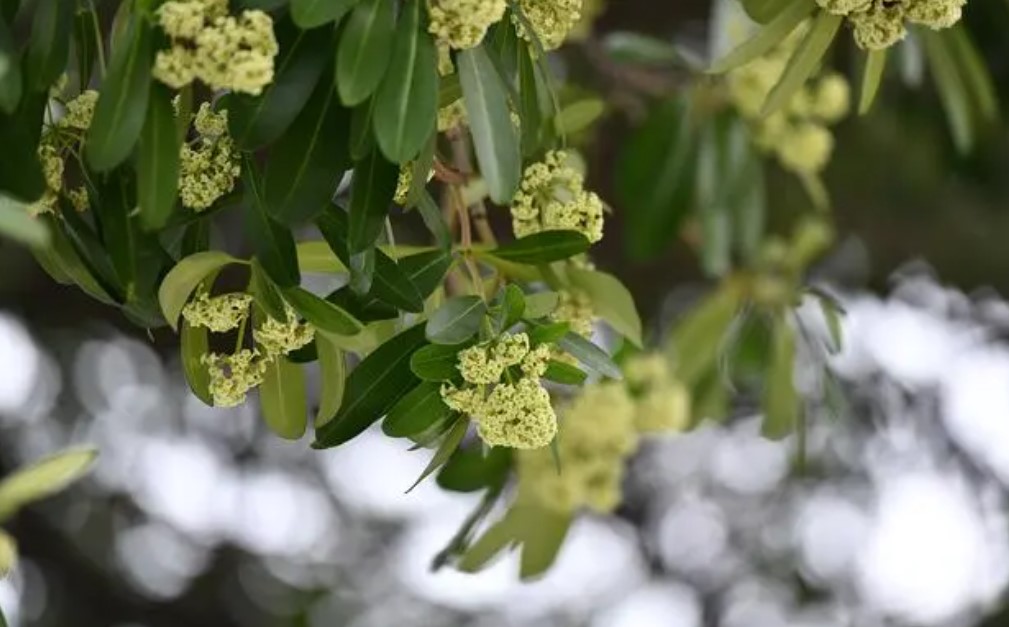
{"left": 518, "top": 506, "right": 571, "bottom": 580}
{"left": 859, "top": 48, "right": 887, "bottom": 115}
{"left": 248, "top": 258, "right": 288, "bottom": 321}
{"left": 0, "top": 447, "right": 97, "bottom": 521}
{"left": 567, "top": 267, "right": 643, "bottom": 347}
{"left": 349, "top": 248, "right": 375, "bottom": 295}
{"left": 740, "top": 0, "right": 798, "bottom": 24}
{"left": 284, "top": 286, "right": 363, "bottom": 336}
{"left": 488, "top": 231, "right": 591, "bottom": 264}
{"left": 437, "top": 446, "right": 510, "bottom": 493}
{"left": 264, "top": 76, "right": 351, "bottom": 225}
{"left": 348, "top": 150, "right": 399, "bottom": 253}
{"left": 349, "top": 98, "right": 376, "bottom": 160}
{"left": 618, "top": 97, "right": 697, "bottom": 261}
{"left": 946, "top": 25, "right": 998, "bottom": 123}
{"left": 314, "top": 324, "right": 428, "bottom": 447}
{"left": 708, "top": 0, "right": 813, "bottom": 74}
{"left": 399, "top": 248, "right": 453, "bottom": 299}
{"left": 556, "top": 98, "right": 606, "bottom": 136}
{"left": 181, "top": 320, "right": 213, "bottom": 405}
{"left": 315, "top": 331, "right": 347, "bottom": 427}
{"left": 527, "top": 321, "right": 569, "bottom": 344}
{"left": 0, "top": 195, "right": 47, "bottom": 247}
{"left": 517, "top": 40, "right": 549, "bottom": 156}
{"left": 543, "top": 360, "right": 587, "bottom": 385}
{"left": 602, "top": 32, "right": 683, "bottom": 65}
{"left": 406, "top": 416, "right": 468, "bottom": 492}
{"left": 228, "top": 19, "right": 332, "bottom": 150}
{"left": 372, "top": 0, "right": 437, "bottom": 162}
{"left": 158, "top": 251, "right": 240, "bottom": 330}
{"left": 260, "top": 356, "right": 308, "bottom": 440}
{"left": 291, "top": 0, "right": 357, "bottom": 28}
{"left": 0, "top": 16, "right": 21, "bottom": 113}
{"left": 73, "top": 8, "right": 99, "bottom": 93}
{"left": 459, "top": 510, "right": 520, "bottom": 572}
{"left": 410, "top": 342, "right": 467, "bottom": 381}
{"left": 417, "top": 190, "right": 452, "bottom": 250}
{"left": 556, "top": 331, "right": 621, "bottom": 379}
{"left": 371, "top": 252, "right": 425, "bottom": 312}
{"left": 523, "top": 291, "right": 558, "bottom": 319}
{"left": 761, "top": 11, "right": 843, "bottom": 115}
{"left": 498, "top": 284, "right": 526, "bottom": 330}
{"left": 762, "top": 315, "right": 798, "bottom": 439}
{"left": 458, "top": 44, "right": 521, "bottom": 205}
{"left": 243, "top": 163, "right": 301, "bottom": 288}
{"left": 404, "top": 131, "right": 436, "bottom": 209}
{"left": 383, "top": 381, "right": 455, "bottom": 438}
{"left": 336, "top": 0, "right": 395, "bottom": 106}
{"left": 37, "top": 215, "right": 115, "bottom": 305}
{"left": 86, "top": 18, "right": 152, "bottom": 171}
{"left": 138, "top": 82, "right": 182, "bottom": 230}
{"left": 0, "top": 105, "right": 45, "bottom": 203}
{"left": 668, "top": 283, "right": 743, "bottom": 387}
{"left": 25, "top": 0, "right": 73, "bottom": 92}
{"left": 426, "top": 296, "right": 487, "bottom": 345}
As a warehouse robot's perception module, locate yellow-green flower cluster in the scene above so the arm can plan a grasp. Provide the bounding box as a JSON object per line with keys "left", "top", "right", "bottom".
{"left": 182, "top": 289, "right": 253, "bottom": 333}
{"left": 513, "top": 0, "right": 583, "bottom": 51}
{"left": 201, "top": 349, "right": 268, "bottom": 408}
{"left": 511, "top": 150, "right": 604, "bottom": 243}
{"left": 623, "top": 353, "right": 691, "bottom": 433}
{"left": 438, "top": 99, "right": 468, "bottom": 132}
{"left": 252, "top": 304, "right": 315, "bottom": 356}
{"left": 26, "top": 143, "right": 63, "bottom": 216}
{"left": 153, "top": 0, "right": 278, "bottom": 95}
{"left": 817, "top": 0, "right": 967, "bottom": 50}
{"left": 727, "top": 29, "right": 850, "bottom": 176}
{"left": 393, "top": 163, "right": 434, "bottom": 205}
{"left": 552, "top": 288, "right": 594, "bottom": 337}
{"left": 427, "top": 0, "right": 507, "bottom": 50}
{"left": 516, "top": 380, "right": 638, "bottom": 513}
{"left": 440, "top": 332, "right": 558, "bottom": 449}
{"left": 58, "top": 90, "right": 98, "bottom": 131}
{"left": 179, "top": 103, "right": 240, "bottom": 211}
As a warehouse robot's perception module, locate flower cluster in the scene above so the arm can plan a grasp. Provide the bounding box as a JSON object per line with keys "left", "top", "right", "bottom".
{"left": 511, "top": 150, "right": 605, "bottom": 243}
{"left": 513, "top": 0, "right": 583, "bottom": 51}
{"left": 816, "top": 0, "right": 967, "bottom": 50}
{"left": 179, "top": 103, "right": 241, "bottom": 211}
{"left": 623, "top": 353, "right": 691, "bottom": 433}
{"left": 727, "top": 28, "right": 850, "bottom": 176}
{"left": 59, "top": 90, "right": 98, "bottom": 131}
{"left": 427, "top": 0, "right": 507, "bottom": 50}
{"left": 440, "top": 332, "right": 557, "bottom": 449}
{"left": 183, "top": 290, "right": 314, "bottom": 407}
{"left": 153, "top": 0, "right": 278, "bottom": 95}
{"left": 27, "top": 91, "right": 99, "bottom": 216}
{"left": 438, "top": 99, "right": 468, "bottom": 132}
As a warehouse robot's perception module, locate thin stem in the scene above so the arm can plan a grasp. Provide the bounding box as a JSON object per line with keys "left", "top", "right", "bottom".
{"left": 430, "top": 482, "right": 505, "bottom": 572}
{"left": 450, "top": 133, "right": 497, "bottom": 246}
{"left": 234, "top": 313, "right": 248, "bottom": 354}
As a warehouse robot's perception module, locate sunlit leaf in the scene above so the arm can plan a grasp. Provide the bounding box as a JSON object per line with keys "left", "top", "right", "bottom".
{"left": 0, "top": 447, "right": 97, "bottom": 520}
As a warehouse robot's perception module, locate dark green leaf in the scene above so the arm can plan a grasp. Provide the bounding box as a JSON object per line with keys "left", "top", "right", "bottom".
{"left": 228, "top": 19, "right": 332, "bottom": 150}
{"left": 762, "top": 315, "right": 798, "bottom": 439}
{"left": 348, "top": 150, "right": 398, "bottom": 253}
{"left": 417, "top": 190, "right": 452, "bottom": 250}
{"left": 543, "top": 360, "right": 587, "bottom": 385}
{"left": 284, "top": 286, "right": 363, "bottom": 335}
{"left": 568, "top": 267, "right": 643, "bottom": 347}
{"left": 761, "top": 11, "right": 842, "bottom": 115}
{"left": 336, "top": 0, "right": 395, "bottom": 106}
{"left": 86, "top": 18, "right": 152, "bottom": 171}
{"left": 314, "top": 324, "right": 428, "bottom": 448}
{"left": 382, "top": 381, "right": 455, "bottom": 438}
{"left": 138, "top": 82, "right": 181, "bottom": 230}
{"left": 248, "top": 258, "right": 288, "bottom": 321}
{"left": 404, "top": 131, "right": 436, "bottom": 208}
{"left": 371, "top": 251, "right": 424, "bottom": 312}
{"left": 708, "top": 0, "right": 813, "bottom": 73}
{"left": 372, "top": 0, "right": 437, "bottom": 162}
{"left": 406, "top": 416, "right": 468, "bottom": 492}
{"left": 426, "top": 296, "right": 487, "bottom": 345}
{"left": 291, "top": 0, "right": 357, "bottom": 29}
{"left": 349, "top": 98, "right": 376, "bottom": 160}
{"left": 498, "top": 284, "right": 526, "bottom": 330}
{"left": 527, "top": 321, "right": 568, "bottom": 344}
{"left": 0, "top": 16, "right": 21, "bottom": 113}
{"left": 556, "top": 331, "right": 621, "bottom": 379}
{"left": 264, "top": 76, "right": 351, "bottom": 225}
{"left": 523, "top": 291, "right": 558, "bottom": 319}
{"left": 398, "top": 248, "right": 453, "bottom": 299}
{"left": 0, "top": 101, "right": 44, "bottom": 202}
{"left": 260, "top": 356, "right": 308, "bottom": 440}
{"left": 94, "top": 173, "right": 138, "bottom": 295}
{"left": 946, "top": 25, "right": 998, "bottom": 123}
{"left": 859, "top": 48, "right": 887, "bottom": 115}
{"left": 25, "top": 0, "right": 72, "bottom": 92}
{"left": 489, "top": 231, "right": 591, "bottom": 264}
{"left": 517, "top": 40, "right": 552, "bottom": 155}
{"left": 437, "top": 446, "right": 510, "bottom": 493}
{"left": 518, "top": 506, "right": 571, "bottom": 580}
{"left": 181, "top": 321, "right": 212, "bottom": 405}
{"left": 349, "top": 249, "right": 375, "bottom": 295}
{"left": 315, "top": 331, "right": 347, "bottom": 427}
{"left": 410, "top": 342, "right": 467, "bottom": 381}
{"left": 243, "top": 162, "right": 301, "bottom": 288}
{"left": 458, "top": 44, "right": 521, "bottom": 204}
{"left": 73, "top": 8, "right": 99, "bottom": 92}
{"left": 37, "top": 215, "right": 115, "bottom": 305}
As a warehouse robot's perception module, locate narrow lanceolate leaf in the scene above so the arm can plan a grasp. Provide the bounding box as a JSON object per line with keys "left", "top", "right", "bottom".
{"left": 371, "top": 252, "right": 424, "bottom": 312}
{"left": 284, "top": 286, "right": 363, "bottom": 336}
{"left": 0, "top": 196, "right": 48, "bottom": 247}
{"left": 0, "top": 447, "right": 97, "bottom": 521}
{"left": 86, "top": 19, "right": 152, "bottom": 172}
{"left": 761, "top": 11, "right": 843, "bottom": 115}
{"left": 243, "top": 163, "right": 301, "bottom": 288}
{"left": 406, "top": 416, "right": 468, "bottom": 492}
{"left": 158, "top": 251, "right": 240, "bottom": 330}
{"left": 708, "top": 0, "right": 813, "bottom": 74}
{"left": 740, "top": 0, "right": 797, "bottom": 24}
{"left": 336, "top": 0, "right": 395, "bottom": 106}
{"left": 291, "top": 0, "right": 357, "bottom": 29}
{"left": 411, "top": 343, "right": 467, "bottom": 381}
{"left": 228, "top": 19, "right": 332, "bottom": 150}
{"left": 181, "top": 320, "right": 212, "bottom": 405}
{"left": 399, "top": 249, "right": 453, "bottom": 299}
{"left": 315, "top": 331, "right": 347, "bottom": 427}
{"left": 417, "top": 190, "right": 452, "bottom": 250}
{"left": 859, "top": 48, "right": 887, "bottom": 115}
{"left": 668, "top": 283, "right": 743, "bottom": 386}
{"left": 348, "top": 150, "right": 399, "bottom": 253}
{"left": 458, "top": 45, "right": 521, "bottom": 205}
{"left": 349, "top": 98, "right": 376, "bottom": 160}
{"left": 0, "top": 98, "right": 45, "bottom": 202}
{"left": 459, "top": 509, "right": 520, "bottom": 572}
{"left": 25, "top": 0, "right": 73, "bottom": 92}
{"left": 426, "top": 296, "right": 487, "bottom": 345}
{"left": 946, "top": 25, "right": 998, "bottom": 123}
{"left": 543, "top": 360, "right": 587, "bottom": 385}
{"left": 264, "top": 76, "right": 352, "bottom": 225}
{"left": 260, "top": 356, "right": 308, "bottom": 440}
{"left": 138, "top": 83, "right": 181, "bottom": 230}
{"left": 0, "top": 16, "right": 22, "bottom": 114}
{"left": 248, "top": 258, "right": 288, "bottom": 321}
{"left": 373, "top": 0, "right": 438, "bottom": 162}
{"left": 518, "top": 506, "right": 571, "bottom": 580}
{"left": 488, "top": 231, "right": 591, "bottom": 264}
{"left": 314, "top": 324, "right": 429, "bottom": 448}
{"left": 568, "top": 267, "right": 643, "bottom": 348}
{"left": 762, "top": 315, "right": 798, "bottom": 440}
{"left": 73, "top": 9, "right": 99, "bottom": 93}
{"left": 383, "top": 381, "right": 455, "bottom": 438}
{"left": 556, "top": 331, "right": 621, "bottom": 380}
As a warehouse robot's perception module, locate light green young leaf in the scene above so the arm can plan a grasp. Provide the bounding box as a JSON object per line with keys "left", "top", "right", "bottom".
{"left": 315, "top": 331, "right": 347, "bottom": 427}
{"left": 668, "top": 282, "right": 743, "bottom": 387}
{"left": 568, "top": 267, "right": 643, "bottom": 347}
{"left": 761, "top": 11, "right": 842, "bottom": 115}
{"left": 181, "top": 320, "right": 213, "bottom": 405}
{"left": 762, "top": 315, "right": 799, "bottom": 440}
{"left": 0, "top": 195, "right": 47, "bottom": 247}
{"left": 261, "top": 356, "right": 308, "bottom": 440}
{"left": 708, "top": 0, "right": 813, "bottom": 73}
{"left": 158, "top": 252, "right": 242, "bottom": 331}
{"left": 0, "top": 447, "right": 97, "bottom": 521}
{"left": 859, "top": 48, "right": 888, "bottom": 115}
{"left": 517, "top": 506, "right": 572, "bottom": 580}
